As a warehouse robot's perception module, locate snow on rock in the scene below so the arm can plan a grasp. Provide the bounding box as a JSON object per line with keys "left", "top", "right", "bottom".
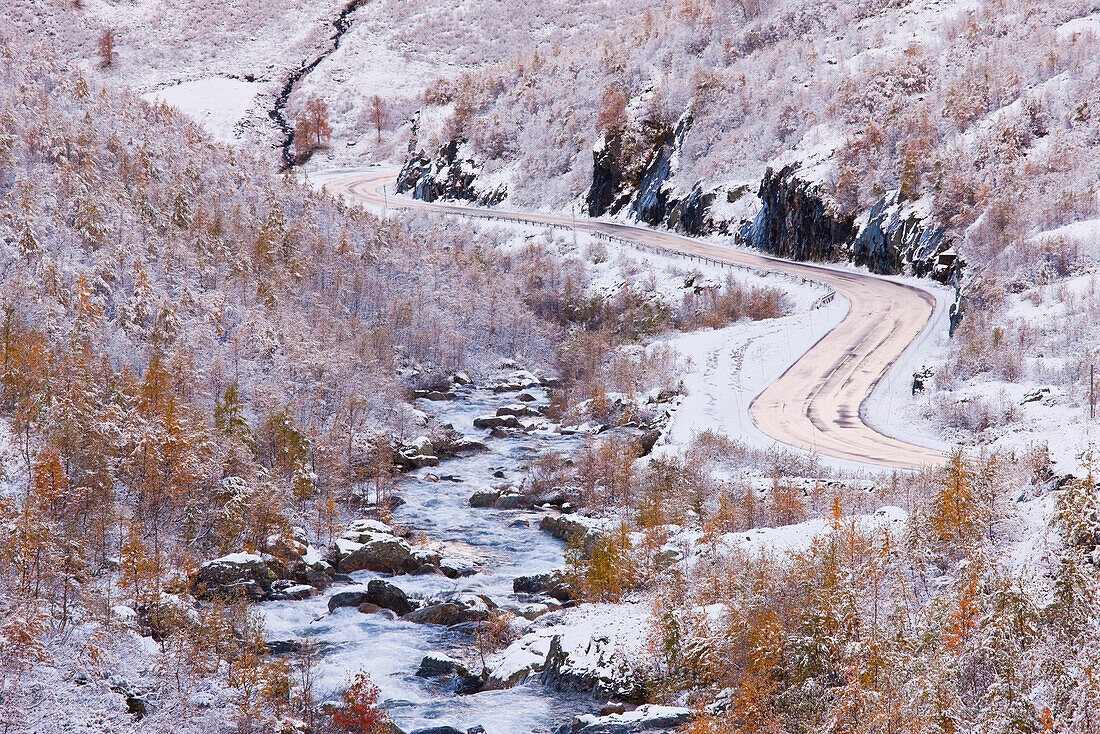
{"left": 484, "top": 634, "right": 553, "bottom": 690}
{"left": 337, "top": 533, "right": 413, "bottom": 574}
{"left": 567, "top": 704, "right": 693, "bottom": 734}
{"left": 334, "top": 537, "right": 365, "bottom": 556}
{"left": 204, "top": 552, "right": 264, "bottom": 566}
{"left": 539, "top": 513, "right": 611, "bottom": 548}
{"left": 191, "top": 553, "right": 277, "bottom": 601}
{"left": 301, "top": 543, "right": 325, "bottom": 567}
{"left": 488, "top": 602, "right": 651, "bottom": 701}
{"left": 439, "top": 557, "right": 476, "bottom": 578}
{"left": 343, "top": 518, "right": 395, "bottom": 539}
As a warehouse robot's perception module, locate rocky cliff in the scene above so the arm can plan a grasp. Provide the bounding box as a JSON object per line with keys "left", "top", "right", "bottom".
{"left": 397, "top": 117, "right": 961, "bottom": 291}
{"left": 738, "top": 163, "right": 856, "bottom": 263}
{"left": 853, "top": 191, "right": 961, "bottom": 284}
{"left": 397, "top": 119, "right": 506, "bottom": 206}
{"left": 583, "top": 112, "right": 720, "bottom": 237}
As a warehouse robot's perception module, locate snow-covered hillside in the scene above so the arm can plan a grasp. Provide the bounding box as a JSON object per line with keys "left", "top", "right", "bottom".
{"left": 7, "top": 1, "right": 1100, "bottom": 733}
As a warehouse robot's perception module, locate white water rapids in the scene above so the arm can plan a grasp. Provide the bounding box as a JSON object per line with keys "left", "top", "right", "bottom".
{"left": 261, "top": 384, "right": 595, "bottom": 732}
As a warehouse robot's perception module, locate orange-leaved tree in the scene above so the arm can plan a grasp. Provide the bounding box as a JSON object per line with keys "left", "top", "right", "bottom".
{"left": 332, "top": 671, "right": 389, "bottom": 734}
{"left": 293, "top": 97, "right": 331, "bottom": 161}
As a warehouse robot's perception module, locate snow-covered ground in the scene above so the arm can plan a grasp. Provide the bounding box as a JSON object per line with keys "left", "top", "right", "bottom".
{"left": 144, "top": 78, "right": 264, "bottom": 145}
{"left": 934, "top": 270, "right": 1100, "bottom": 472}
{"left": 656, "top": 297, "right": 857, "bottom": 464}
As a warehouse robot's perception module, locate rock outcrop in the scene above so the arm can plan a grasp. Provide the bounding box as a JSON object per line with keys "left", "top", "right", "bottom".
{"left": 513, "top": 572, "right": 574, "bottom": 603}
{"left": 854, "top": 190, "right": 962, "bottom": 283}
{"left": 397, "top": 118, "right": 963, "bottom": 313}
{"left": 191, "top": 553, "right": 277, "bottom": 602}
{"left": 397, "top": 138, "right": 505, "bottom": 206}
{"left": 739, "top": 163, "right": 856, "bottom": 262}
{"left": 584, "top": 112, "right": 710, "bottom": 234}
{"left": 539, "top": 515, "right": 603, "bottom": 554}
{"left": 558, "top": 705, "right": 692, "bottom": 734}
{"left": 540, "top": 634, "right": 645, "bottom": 702}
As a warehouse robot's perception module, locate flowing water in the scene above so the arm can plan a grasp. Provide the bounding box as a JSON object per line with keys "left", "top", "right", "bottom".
{"left": 261, "top": 385, "right": 593, "bottom": 732}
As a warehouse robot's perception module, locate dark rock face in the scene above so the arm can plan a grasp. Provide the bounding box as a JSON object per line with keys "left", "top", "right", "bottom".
{"left": 586, "top": 114, "right": 705, "bottom": 235}
{"left": 513, "top": 571, "right": 574, "bottom": 602}
{"left": 586, "top": 132, "right": 628, "bottom": 217}
{"left": 328, "top": 579, "right": 413, "bottom": 616}
{"left": 740, "top": 163, "right": 856, "bottom": 262}
{"left": 854, "top": 191, "right": 962, "bottom": 283}
{"left": 397, "top": 139, "right": 506, "bottom": 206}
{"left": 295, "top": 565, "right": 332, "bottom": 591}
{"left": 638, "top": 429, "right": 661, "bottom": 457}
{"left": 630, "top": 136, "right": 674, "bottom": 224}
{"left": 673, "top": 182, "right": 716, "bottom": 236}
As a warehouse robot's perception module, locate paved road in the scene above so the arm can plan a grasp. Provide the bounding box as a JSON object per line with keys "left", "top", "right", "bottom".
{"left": 327, "top": 170, "right": 946, "bottom": 472}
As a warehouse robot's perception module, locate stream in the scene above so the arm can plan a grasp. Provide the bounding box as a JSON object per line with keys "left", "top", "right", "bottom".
{"left": 270, "top": 0, "right": 369, "bottom": 170}
{"left": 260, "top": 384, "right": 594, "bottom": 732}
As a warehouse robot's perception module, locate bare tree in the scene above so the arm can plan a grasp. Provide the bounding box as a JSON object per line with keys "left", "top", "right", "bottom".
{"left": 370, "top": 95, "right": 387, "bottom": 143}
{"left": 97, "top": 29, "right": 114, "bottom": 68}
{"left": 596, "top": 86, "right": 628, "bottom": 135}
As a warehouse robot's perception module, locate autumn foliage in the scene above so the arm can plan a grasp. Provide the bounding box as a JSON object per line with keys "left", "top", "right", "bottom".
{"left": 332, "top": 672, "right": 390, "bottom": 734}
{"left": 293, "top": 95, "right": 332, "bottom": 161}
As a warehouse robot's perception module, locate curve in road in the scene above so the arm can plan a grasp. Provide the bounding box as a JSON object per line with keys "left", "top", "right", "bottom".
{"left": 326, "top": 169, "right": 946, "bottom": 472}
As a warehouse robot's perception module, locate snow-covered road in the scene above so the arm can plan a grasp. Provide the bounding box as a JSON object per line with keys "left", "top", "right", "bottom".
{"left": 321, "top": 168, "right": 950, "bottom": 472}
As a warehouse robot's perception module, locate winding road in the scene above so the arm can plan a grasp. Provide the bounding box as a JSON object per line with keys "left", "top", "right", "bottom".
{"left": 326, "top": 169, "right": 946, "bottom": 472}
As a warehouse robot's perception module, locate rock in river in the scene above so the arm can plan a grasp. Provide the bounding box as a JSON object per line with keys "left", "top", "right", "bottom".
{"left": 328, "top": 579, "right": 414, "bottom": 616}
{"left": 338, "top": 535, "right": 412, "bottom": 574}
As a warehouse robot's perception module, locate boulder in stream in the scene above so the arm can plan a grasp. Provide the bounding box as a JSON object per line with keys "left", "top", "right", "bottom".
{"left": 416, "top": 653, "right": 470, "bottom": 679}
{"left": 439, "top": 558, "right": 476, "bottom": 578}
{"left": 403, "top": 593, "right": 496, "bottom": 626}
{"left": 328, "top": 579, "right": 414, "bottom": 616}
{"left": 469, "top": 490, "right": 501, "bottom": 508}
{"left": 472, "top": 415, "right": 521, "bottom": 430}
{"left": 403, "top": 602, "right": 467, "bottom": 625}
{"left": 338, "top": 536, "right": 412, "bottom": 574}
{"left": 514, "top": 571, "right": 574, "bottom": 603}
